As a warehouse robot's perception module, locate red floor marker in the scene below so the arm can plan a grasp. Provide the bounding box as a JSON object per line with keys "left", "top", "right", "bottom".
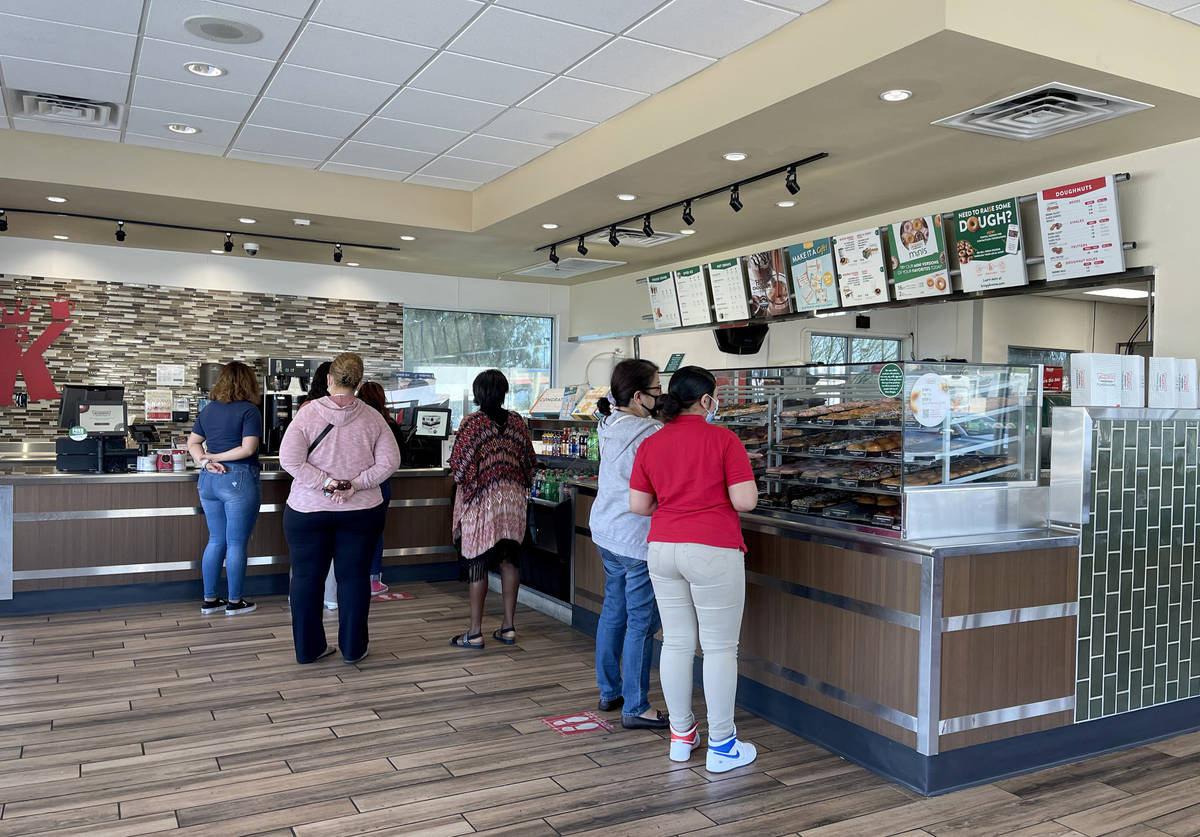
{"left": 542, "top": 712, "right": 613, "bottom": 736}
{"left": 372, "top": 592, "right": 414, "bottom": 601}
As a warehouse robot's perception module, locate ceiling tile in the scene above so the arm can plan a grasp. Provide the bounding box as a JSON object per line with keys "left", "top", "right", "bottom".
{"left": 0, "top": 0, "right": 144, "bottom": 33}
{"left": 519, "top": 76, "right": 646, "bottom": 122}
{"left": 449, "top": 6, "right": 609, "bottom": 74}
{"left": 330, "top": 141, "right": 435, "bottom": 172}
{"left": 405, "top": 173, "right": 481, "bottom": 190}
{"left": 493, "top": 0, "right": 665, "bottom": 33}
{"left": 1176, "top": 5, "right": 1200, "bottom": 21}
{"left": 125, "top": 106, "right": 241, "bottom": 145}
{"left": 227, "top": 148, "right": 321, "bottom": 168}
{"left": 449, "top": 134, "right": 550, "bottom": 167}
{"left": 125, "top": 132, "right": 228, "bottom": 155}
{"left": 249, "top": 97, "right": 365, "bottom": 139}
{"left": 377, "top": 88, "right": 504, "bottom": 132}
{"left": 133, "top": 76, "right": 255, "bottom": 121}
{"left": 285, "top": 23, "right": 435, "bottom": 85}
{"left": 567, "top": 37, "right": 712, "bottom": 94}
{"left": 311, "top": 0, "right": 484, "bottom": 47}
{"left": 353, "top": 117, "right": 466, "bottom": 154}
{"left": 136, "top": 39, "right": 276, "bottom": 95}
{"left": 628, "top": 0, "right": 794, "bottom": 58}
{"left": 1, "top": 56, "right": 130, "bottom": 101}
{"left": 11, "top": 117, "right": 119, "bottom": 141}
{"left": 234, "top": 123, "right": 343, "bottom": 158}
{"left": 753, "top": 0, "right": 829, "bottom": 11}
{"left": 217, "top": 0, "right": 314, "bottom": 16}
{"left": 479, "top": 107, "right": 594, "bottom": 146}
{"left": 410, "top": 52, "right": 551, "bottom": 106}
{"left": 417, "top": 155, "right": 513, "bottom": 183}
{"left": 319, "top": 161, "right": 413, "bottom": 181}
{"left": 144, "top": 0, "right": 303, "bottom": 61}
{"left": 1131, "top": 0, "right": 1199, "bottom": 10}
{"left": 266, "top": 64, "right": 396, "bottom": 113}
{"left": 0, "top": 14, "right": 136, "bottom": 73}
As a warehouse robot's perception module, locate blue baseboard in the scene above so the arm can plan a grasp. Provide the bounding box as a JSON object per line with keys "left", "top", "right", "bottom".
{"left": 571, "top": 604, "right": 1200, "bottom": 795}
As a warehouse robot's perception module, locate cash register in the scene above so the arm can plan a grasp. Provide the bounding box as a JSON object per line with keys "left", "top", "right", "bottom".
{"left": 399, "top": 406, "right": 451, "bottom": 468}
{"left": 55, "top": 384, "right": 136, "bottom": 473}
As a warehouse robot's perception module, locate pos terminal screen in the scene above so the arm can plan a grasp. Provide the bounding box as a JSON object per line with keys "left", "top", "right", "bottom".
{"left": 412, "top": 407, "right": 451, "bottom": 440}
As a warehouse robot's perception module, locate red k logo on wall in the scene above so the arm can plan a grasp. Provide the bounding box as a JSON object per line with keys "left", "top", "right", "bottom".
{"left": 0, "top": 294, "right": 73, "bottom": 406}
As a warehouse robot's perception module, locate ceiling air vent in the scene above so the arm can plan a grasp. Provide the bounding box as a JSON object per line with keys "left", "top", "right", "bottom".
{"left": 515, "top": 257, "right": 627, "bottom": 280}
{"left": 932, "top": 82, "right": 1152, "bottom": 141}
{"left": 5, "top": 90, "right": 124, "bottom": 128}
{"left": 587, "top": 227, "right": 689, "bottom": 248}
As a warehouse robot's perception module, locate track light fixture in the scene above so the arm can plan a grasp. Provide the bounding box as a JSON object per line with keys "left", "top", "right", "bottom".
{"left": 608, "top": 225, "right": 619, "bottom": 247}
{"left": 642, "top": 214, "right": 654, "bottom": 237}
{"left": 115, "top": 221, "right": 126, "bottom": 242}
{"left": 223, "top": 232, "right": 233, "bottom": 252}
{"left": 729, "top": 185, "right": 743, "bottom": 213}
{"left": 576, "top": 235, "right": 588, "bottom": 256}
{"left": 682, "top": 200, "right": 694, "bottom": 226}
{"left": 333, "top": 243, "right": 343, "bottom": 263}
{"left": 785, "top": 164, "right": 800, "bottom": 195}
{"left": 0, "top": 211, "right": 7, "bottom": 232}
{"left": 549, "top": 244, "right": 559, "bottom": 264}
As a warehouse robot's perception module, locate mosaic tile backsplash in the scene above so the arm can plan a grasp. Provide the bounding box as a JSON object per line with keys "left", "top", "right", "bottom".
{"left": 1076, "top": 419, "right": 1200, "bottom": 722}
{"left": 0, "top": 274, "right": 404, "bottom": 442}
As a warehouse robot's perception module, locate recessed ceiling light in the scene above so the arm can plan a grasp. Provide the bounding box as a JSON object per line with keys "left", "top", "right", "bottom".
{"left": 722, "top": 152, "right": 748, "bottom": 162}
{"left": 346, "top": 262, "right": 359, "bottom": 267}
{"left": 616, "top": 193, "right": 636, "bottom": 201}
{"left": 400, "top": 235, "right": 416, "bottom": 241}
{"left": 679, "top": 229, "right": 696, "bottom": 235}
{"left": 880, "top": 89, "right": 913, "bottom": 102}
{"left": 541, "top": 223, "right": 558, "bottom": 230}
{"left": 1085, "top": 287, "right": 1149, "bottom": 299}
{"left": 292, "top": 218, "right": 311, "bottom": 226}
{"left": 167, "top": 123, "right": 199, "bottom": 135}
{"left": 210, "top": 249, "right": 225, "bottom": 254}
{"left": 238, "top": 217, "right": 256, "bottom": 224}
{"left": 185, "top": 62, "right": 226, "bottom": 77}
{"left": 46, "top": 196, "right": 67, "bottom": 203}
{"left": 53, "top": 235, "right": 69, "bottom": 240}
{"left": 777, "top": 200, "right": 796, "bottom": 208}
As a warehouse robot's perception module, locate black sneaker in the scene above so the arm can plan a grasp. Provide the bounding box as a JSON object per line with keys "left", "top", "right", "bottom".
{"left": 200, "top": 598, "right": 227, "bottom": 615}
{"left": 225, "top": 599, "right": 257, "bottom": 616}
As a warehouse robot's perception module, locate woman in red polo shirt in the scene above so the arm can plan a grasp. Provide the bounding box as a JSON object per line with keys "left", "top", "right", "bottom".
{"left": 629, "top": 366, "right": 759, "bottom": 773}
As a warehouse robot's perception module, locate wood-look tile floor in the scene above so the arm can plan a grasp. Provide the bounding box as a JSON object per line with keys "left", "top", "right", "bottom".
{"left": 1, "top": 582, "right": 1199, "bottom": 837}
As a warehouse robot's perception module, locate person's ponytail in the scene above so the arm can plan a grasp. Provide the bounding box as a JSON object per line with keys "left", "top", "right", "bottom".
{"left": 596, "top": 396, "right": 613, "bottom": 417}
{"left": 658, "top": 392, "right": 685, "bottom": 421}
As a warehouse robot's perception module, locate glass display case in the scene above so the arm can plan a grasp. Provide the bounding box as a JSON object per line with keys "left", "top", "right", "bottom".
{"left": 711, "top": 362, "right": 1042, "bottom": 538}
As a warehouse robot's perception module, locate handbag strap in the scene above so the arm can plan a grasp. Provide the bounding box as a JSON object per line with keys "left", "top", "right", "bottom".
{"left": 307, "top": 423, "right": 335, "bottom": 455}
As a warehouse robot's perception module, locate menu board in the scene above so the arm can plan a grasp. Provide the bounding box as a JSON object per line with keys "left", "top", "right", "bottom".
{"left": 745, "top": 250, "right": 793, "bottom": 318}
{"left": 954, "top": 198, "right": 1028, "bottom": 292}
{"left": 832, "top": 228, "right": 889, "bottom": 307}
{"left": 1037, "top": 175, "right": 1125, "bottom": 282}
{"left": 887, "top": 215, "right": 950, "bottom": 300}
{"left": 707, "top": 258, "right": 751, "bottom": 322}
{"left": 647, "top": 272, "right": 682, "bottom": 330}
{"left": 673, "top": 265, "right": 712, "bottom": 327}
{"left": 787, "top": 238, "right": 839, "bottom": 313}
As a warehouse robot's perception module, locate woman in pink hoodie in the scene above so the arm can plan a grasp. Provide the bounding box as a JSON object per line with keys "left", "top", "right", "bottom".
{"left": 280, "top": 353, "right": 400, "bottom": 664}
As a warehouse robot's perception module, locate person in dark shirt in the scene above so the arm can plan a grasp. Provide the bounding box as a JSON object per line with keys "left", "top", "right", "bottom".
{"left": 187, "top": 361, "right": 263, "bottom": 616}
{"left": 358, "top": 382, "right": 404, "bottom": 595}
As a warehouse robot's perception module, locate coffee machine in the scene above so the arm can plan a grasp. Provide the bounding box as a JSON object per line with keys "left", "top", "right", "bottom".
{"left": 262, "top": 357, "right": 325, "bottom": 454}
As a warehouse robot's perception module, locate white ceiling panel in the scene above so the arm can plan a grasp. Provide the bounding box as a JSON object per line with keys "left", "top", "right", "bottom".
{"left": 568, "top": 37, "right": 713, "bottom": 94}
{"left": 628, "top": 0, "right": 795, "bottom": 59}
{"left": 417, "top": 155, "right": 513, "bottom": 183}
{"left": 1176, "top": 6, "right": 1200, "bottom": 22}
{"left": 133, "top": 76, "right": 256, "bottom": 121}
{"left": 125, "top": 132, "right": 228, "bottom": 155}
{"left": 480, "top": 107, "right": 594, "bottom": 146}
{"left": 330, "top": 141, "right": 435, "bottom": 172}
{"left": 353, "top": 117, "right": 466, "bottom": 154}
{"left": 217, "top": 0, "right": 314, "bottom": 17}
{"left": 411, "top": 52, "right": 552, "bottom": 106}
{"left": 0, "top": 15, "right": 136, "bottom": 73}
{"left": 311, "top": 0, "right": 484, "bottom": 48}
{"left": 249, "top": 97, "right": 364, "bottom": 138}
{"left": 227, "top": 148, "right": 320, "bottom": 167}
{"left": 144, "top": 0, "right": 303, "bottom": 61}
{"left": 126, "top": 106, "right": 242, "bottom": 145}
{"left": 754, "top": 0, "right": 829, "bottom": 11}
{"left": 1, "top": 57, "right": 130, "bottom": 102}
{"left": 1130, "top": 0, "right": 1200, "bottom": 10}
{"left": 285, "top": 24, "right": 435, "bottom": 85}
{"left": 136, "top": 39, "right": 277, "bottom": 95}
{"left": 234, "top": 123, "right": 343, "bottom": 158}
{"left": 377, "top": 88, "right": 504, "bottom": 132}
{"left": 405, "top": 173, "right": 481, "bottom": 190}
{"left": 449, "top": 134, "right": 551, "bottom": 167}
{"left": 520, "top": 76, "right": 646, "bottom": 123}
{"left": 11, "top": 117, "right": 119, "bottom": 141}
{"left": 266, "top": 64, "right": 396, "bottom": 113}
{"left": 450, "top": 7, "right": 609, "bottom": 74}
{"left": 0, "top": 0, "right": 145, "bottom": 33}
{"left": 319, "top": 161, "right": 413, "bottom": 181}
{"left": 493, "top": 0, "right": 666, "bottom": 33}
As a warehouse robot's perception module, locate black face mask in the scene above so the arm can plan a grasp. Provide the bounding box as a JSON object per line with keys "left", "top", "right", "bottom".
{"left": 644, "top": 393, "right": 663, "bottom": 416}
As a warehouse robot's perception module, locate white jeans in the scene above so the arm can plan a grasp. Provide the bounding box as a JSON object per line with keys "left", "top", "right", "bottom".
{"left": 647, "top": 541, "right": 745, "bottom": 742}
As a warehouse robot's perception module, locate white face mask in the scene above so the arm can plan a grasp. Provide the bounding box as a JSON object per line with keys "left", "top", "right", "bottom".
{"left": 705, "top": 395, "right": 720, "bottom": 423}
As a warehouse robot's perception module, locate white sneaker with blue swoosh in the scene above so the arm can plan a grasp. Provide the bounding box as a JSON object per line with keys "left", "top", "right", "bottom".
{"left": 706, "top": 732, "right": 757, "bottom": 773}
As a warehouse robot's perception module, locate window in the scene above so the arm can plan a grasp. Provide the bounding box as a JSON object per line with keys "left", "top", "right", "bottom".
{"left": 809, "top": 333, "right": 902, "bottom": 366}
{"left": 1008, "top": 346, "right": 1077, "bottom": 379}
{"left": 403, "top": 308, "right": 553, "bottom": 426}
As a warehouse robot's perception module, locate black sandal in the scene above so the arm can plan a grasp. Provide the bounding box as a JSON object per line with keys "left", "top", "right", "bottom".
{"left": 450, "top": 631, "right": 484, "bottom": 650}
{"left": 492, "top": 626, "right": 517, "bottom": 645}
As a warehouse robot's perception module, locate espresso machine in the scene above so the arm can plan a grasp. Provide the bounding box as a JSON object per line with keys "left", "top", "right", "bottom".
{"left": 262, "top": 357, "right": 325, "bottom": 454}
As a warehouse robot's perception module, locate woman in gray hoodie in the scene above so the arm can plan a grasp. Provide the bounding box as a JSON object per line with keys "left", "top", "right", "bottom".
{"left": 590, "top": 358, "right": 668, "bottom": 729}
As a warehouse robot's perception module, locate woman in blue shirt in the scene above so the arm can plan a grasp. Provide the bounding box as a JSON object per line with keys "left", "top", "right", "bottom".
{"left": 187, "top": 361, "right": 263, "bottom": 616}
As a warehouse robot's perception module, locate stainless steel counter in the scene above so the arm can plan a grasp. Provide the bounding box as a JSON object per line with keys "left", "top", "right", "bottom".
{"left": 0, "top": 466, "right": 448, "bottom": 485}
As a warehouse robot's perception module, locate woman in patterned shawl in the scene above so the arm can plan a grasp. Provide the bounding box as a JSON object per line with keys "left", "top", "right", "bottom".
{"left": 448, "top": 369, "right": 536, "bottom": 649}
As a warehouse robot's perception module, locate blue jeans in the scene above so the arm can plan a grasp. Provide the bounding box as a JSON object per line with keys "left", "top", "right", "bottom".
{"left": 198, "top": 463, "right": 261, "bottom": 601}
{"left": 595, "top": 546, "right": 660, "bottom": 718}
{"left": 370, "top": 480, "right": 392, "bottom": 578}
